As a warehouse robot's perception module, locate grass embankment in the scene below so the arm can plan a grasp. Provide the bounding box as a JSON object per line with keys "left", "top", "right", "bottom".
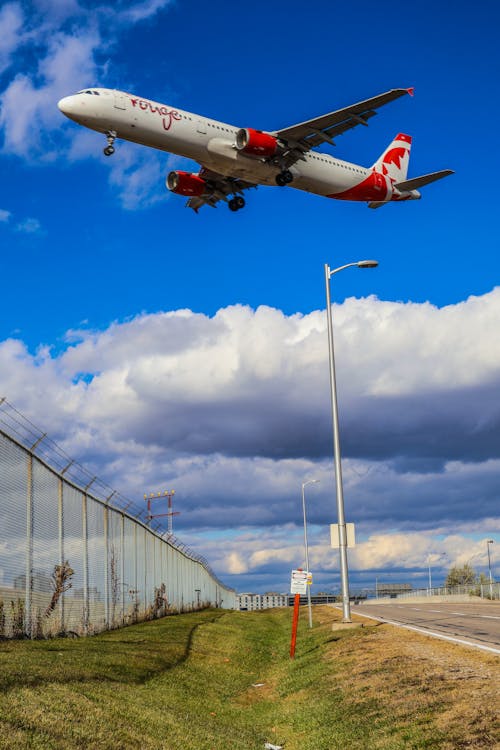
{"left": 0, "top": 606, "right": 498, "bottom": 749}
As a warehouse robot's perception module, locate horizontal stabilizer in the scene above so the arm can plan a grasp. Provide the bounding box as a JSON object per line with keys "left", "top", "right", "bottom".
{"left": 394, "top": 169, "right": 454, "bottom": 192}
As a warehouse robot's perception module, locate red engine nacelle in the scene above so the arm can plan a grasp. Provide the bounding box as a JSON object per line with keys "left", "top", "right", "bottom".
{"left": 166, "top": 171, "right": 207, "bottom": 197}
{"left": 235, "top": 128, "right": 278, "bottom": 158}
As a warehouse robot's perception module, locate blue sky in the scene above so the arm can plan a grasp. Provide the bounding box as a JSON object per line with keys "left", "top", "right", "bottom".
{"left": 0, "top": 0, "right": 499, "bottom": 594}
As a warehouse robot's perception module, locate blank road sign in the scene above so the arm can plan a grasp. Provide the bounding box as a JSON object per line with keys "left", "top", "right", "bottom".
{"left": 330, "top": 523, "right": 356, "bottom": 548}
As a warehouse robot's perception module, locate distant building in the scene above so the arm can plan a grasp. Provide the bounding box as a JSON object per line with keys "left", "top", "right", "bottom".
{"left": 14, "top": 571, "right": 52, "bottom": 593}
{"left": 238, "top": 593, "right": 288, "bottom": 610}
{"left": 73, "top": 586, "right": 102, "bottom": 602}
{"left": 376, "top": 583, "right": 412, "bottom": 598}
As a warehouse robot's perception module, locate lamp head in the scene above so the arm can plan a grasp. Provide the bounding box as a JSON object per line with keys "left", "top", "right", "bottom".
{"left": 357, "top": 260, "right": 379, "bottom": 269}
{"left": 302, "top": 479, "right": 320, "bottom": 489}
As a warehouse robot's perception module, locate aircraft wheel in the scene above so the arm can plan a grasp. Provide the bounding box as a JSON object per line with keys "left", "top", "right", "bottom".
{"left": 234, "top": 196, "right": 245, "bottom": 209}
{"left": 283, "top": 169, "right": 294, "bottom": 184}
{"left": 103, "top": 146, "right": 115, "bottom": 156}
{"left": 275, "top": 173, "right": 287, "bottom": 186}
{"left": 228, "top": 198, "right": 239, "bottom": 212}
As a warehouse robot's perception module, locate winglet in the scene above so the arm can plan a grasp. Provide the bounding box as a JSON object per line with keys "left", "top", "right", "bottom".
{"left": 407, "top": 87, "right": 415, "bottom": 97}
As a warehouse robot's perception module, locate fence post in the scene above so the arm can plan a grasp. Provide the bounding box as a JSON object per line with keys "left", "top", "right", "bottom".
{"left": 82, "top": 493, "right": 89, "bottom": 635}
{"left": 120, "top": 514, "right": 125, "bottom": 626}
{"left": 25, "top": 454, "right": 34, "bottom": 638}
{"left": 104, "top": 506, "right": 109, "bottom": 628}
{"left": 152, "top": 535, "right": 155, "bottom": 591}
{"left": 144, "top": 528, "right": 147, "bottom": 617}
{"left": 58, "top": 477, "right": 64, "bottom": 632}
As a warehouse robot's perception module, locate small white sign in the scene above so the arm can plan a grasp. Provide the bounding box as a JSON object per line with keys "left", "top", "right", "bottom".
{"left": 290, "top": 569, "right": 308, "bottom": 595}
{"left": 330, "top": 523, "right": 356, "bottom": 548}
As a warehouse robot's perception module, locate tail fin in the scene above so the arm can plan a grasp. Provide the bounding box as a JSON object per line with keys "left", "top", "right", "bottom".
{"left": 372, "top": 133, "right": 412, "bottom": 183}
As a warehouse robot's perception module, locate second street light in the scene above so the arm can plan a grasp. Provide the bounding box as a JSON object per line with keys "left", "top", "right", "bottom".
{"left": 487, "top": 539, "right": 494, "bottom": 599}
{"left": 325, "top": 259, "right": 378, "bottom": 623}
{"left": 302, "top": 478, "right": 320, "bottom": 629}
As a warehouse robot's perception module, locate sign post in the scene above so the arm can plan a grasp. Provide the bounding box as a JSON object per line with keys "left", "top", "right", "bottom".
{"left": 290, "top": 593, "right": 301, "bottom": 658}
{"left": 289, "top": 569, "right": 308, "bottom": 659}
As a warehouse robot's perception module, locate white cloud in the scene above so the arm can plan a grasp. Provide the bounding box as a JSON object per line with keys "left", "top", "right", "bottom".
{"left": 0, "top": 0, "right": 173, "bottom": 203}
{"left": 118, "top": 0, "right": 171, "bottom": 23}
{"left": 188, "top": 524, "right": 499, "bottom": 593}
{"left": 226, "top": 552, "right": 248, "bottom": 575}
{"left": 0, "top": 292, "right": 499, "bottom": 549}
{"left": 15, "top": 216, "right": 43, "bottom": 234}
{"left": 48, "top": 291, "right": 500, "bottom": 471}
{"left": 0, "top": 2, "right": 24, "bottom": 74}
{"left": 32, "top": 0, "right": 82, "bottom": 23}
{"left": 0, "top": 209, "right": 43, "bottom": 234}
{"left": 106, "top": 142, "right": 173, "bottom": 210}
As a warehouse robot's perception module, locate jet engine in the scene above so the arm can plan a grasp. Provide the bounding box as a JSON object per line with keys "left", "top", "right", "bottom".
{"left": 166, "top": 171, "right": 207, "bottom": 196}
{"left": 235, "top": 128, "right": 278, "bottom": 158}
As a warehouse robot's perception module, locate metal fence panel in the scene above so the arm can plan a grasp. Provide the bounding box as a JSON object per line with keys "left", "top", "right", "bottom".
{"left": 0, "top": 432, "right": 28, "bottom": 638}
{"left": 62, "top": 484, "right": 85, "bottom": 633}
{"left": 86, "top": 497, "right": 106, "bottom": 633}
{"left": 0, "top": 403, "right": 236, "bottom": 640}
{"left": 31, "top": 460, "right": 60, "bottom": 637}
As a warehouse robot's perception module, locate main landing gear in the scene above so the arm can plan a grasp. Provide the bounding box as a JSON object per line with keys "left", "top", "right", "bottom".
{"left": 275, "top": 169, "right": 294, "bottom": 186}
{"left": 103, "top": 130, "right": 117, "bottom": 156}
{"left": 228, "top": 196, "right": 245, "bottom": 212}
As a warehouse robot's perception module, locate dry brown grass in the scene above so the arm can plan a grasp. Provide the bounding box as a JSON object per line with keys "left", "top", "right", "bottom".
{"left": 316, "top": 606, "right": 499, "bottom": 749}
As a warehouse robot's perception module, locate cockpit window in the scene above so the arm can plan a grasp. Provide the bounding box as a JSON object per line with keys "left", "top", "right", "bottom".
{"left": 77, "top": 89, "right": 100, "bottom": 95}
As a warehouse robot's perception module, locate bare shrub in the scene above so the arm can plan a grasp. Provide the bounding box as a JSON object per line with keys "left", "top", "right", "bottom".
{"left": 10, "top": 599, "right": 25, "bottom": 638}
{"left": 44, "top": 561, "right": 74, "bottom": 619}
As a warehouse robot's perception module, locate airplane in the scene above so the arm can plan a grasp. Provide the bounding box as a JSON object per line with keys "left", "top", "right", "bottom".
{"left": 57, "top": 87, "right": 453, "bottom": 213}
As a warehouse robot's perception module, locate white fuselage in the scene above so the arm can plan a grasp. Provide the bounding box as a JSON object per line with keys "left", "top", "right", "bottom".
{"left": 58, "top": 88, "right": 416, "bottom": 203}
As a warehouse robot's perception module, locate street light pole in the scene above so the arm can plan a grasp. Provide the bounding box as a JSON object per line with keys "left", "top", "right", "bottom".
{"left": 325, "top": 259, "right": 378, "bottom": 623}
{"left": 427, "top": 552, "right": 446, "bottom": 596}
{"left": 487, "top": 540, "right": 494, "bottom": 599}
{"left": 301, "top": 479, "right": 320, "bottom": 629}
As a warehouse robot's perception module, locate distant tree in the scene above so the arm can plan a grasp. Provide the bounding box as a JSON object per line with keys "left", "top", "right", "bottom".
{"left": 445, "top": 562, "right": 476, "bottom": 587}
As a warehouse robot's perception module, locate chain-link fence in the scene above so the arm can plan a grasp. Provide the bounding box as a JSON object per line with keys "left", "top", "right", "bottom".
{"left": 0, "top": 399, "right": 236, "bottom": 638}
{"left": 393, "top": 583, "right": 499, "bottom": 601}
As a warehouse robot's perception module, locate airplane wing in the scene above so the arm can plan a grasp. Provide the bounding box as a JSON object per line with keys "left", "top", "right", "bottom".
{"left": 186, "top": 167, "right": 257, "bottom": 212}
{"left": 273, "top": 88, "right": 413, "bottom": 165}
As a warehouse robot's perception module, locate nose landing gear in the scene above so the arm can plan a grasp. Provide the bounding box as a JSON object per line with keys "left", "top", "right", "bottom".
{"left": 103, "top": 130, "right": 117, "bottom": 156}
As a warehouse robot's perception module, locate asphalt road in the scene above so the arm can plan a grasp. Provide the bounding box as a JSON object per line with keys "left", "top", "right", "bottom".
{"left": 353, "top": 600, "right": 500, "bottom": 653}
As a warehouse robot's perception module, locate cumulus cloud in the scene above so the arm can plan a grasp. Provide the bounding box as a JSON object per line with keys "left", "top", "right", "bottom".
{"left": 0, "top": 292, "right": 499, "bottom": 554}
{"left": 0, "top": 2, "right": 23, "bottom": 74}
{"left": 186, "top": 524, "right": 500, "bottom": 593}
{"left": 0, "top": 208, "right": 11, "bottom": 222}
{"left": 50, "top": 291, "right": 500, "bottom": 469}
{"left": 0, "top": 0, "right": 173, "bottom": 203}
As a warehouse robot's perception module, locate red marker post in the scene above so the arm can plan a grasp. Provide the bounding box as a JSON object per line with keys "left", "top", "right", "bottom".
{"left": 289, "top": 569, "right": 308, "bottom": 659}
{"left": 290, "top": 592, "right": 301, "bottom": 658}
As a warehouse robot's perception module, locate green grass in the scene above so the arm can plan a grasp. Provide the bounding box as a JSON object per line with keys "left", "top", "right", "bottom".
{"left": 0, "top": 607, "right": 496, "bottom": 749}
